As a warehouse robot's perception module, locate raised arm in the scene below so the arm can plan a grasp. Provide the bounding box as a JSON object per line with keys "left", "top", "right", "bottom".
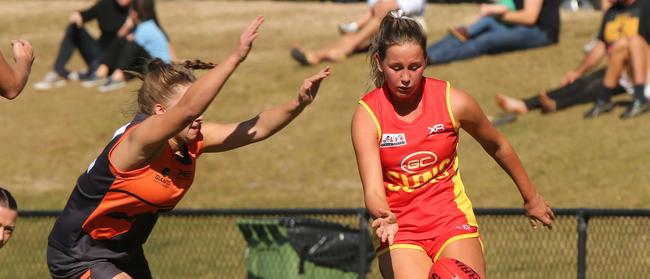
{"left": 111, "top": 16, "right": 264, "bottom": 170}
{"left": 561, "top": 40, "right": 607, "bottom": 86}
{"left": 200, "top": 67, "right": 331, "bottom": 153}
{"left": 351, "top": 105, "right": 398, "bottom": 244}
{"left": 450, "top": 87, "right": 554, "bottom": 229}
{"left": 0, "top": 40, "right": 34, "bottom": 100}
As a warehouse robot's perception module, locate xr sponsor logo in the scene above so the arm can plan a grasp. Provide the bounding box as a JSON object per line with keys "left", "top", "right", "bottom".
{"left": 427, "top": 124, "right": 444, "bottom": 136}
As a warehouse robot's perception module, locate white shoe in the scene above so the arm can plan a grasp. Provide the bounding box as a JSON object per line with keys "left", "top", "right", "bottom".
{"left": 338, "top": 22, "right": 358, "bottom": 34}
{"left": 33, "top": 72, "right": 67, "bottom": 91}
{"left": 98, "top": 79, "right": 126, "bottom": 92}
{"left": 81, "top": 75, "right": 108, "bottom": 88}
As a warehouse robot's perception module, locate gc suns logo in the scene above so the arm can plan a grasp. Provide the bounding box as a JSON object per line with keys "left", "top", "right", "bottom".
{"left": 400, "top": 151, "right": 438, "bottom": 174}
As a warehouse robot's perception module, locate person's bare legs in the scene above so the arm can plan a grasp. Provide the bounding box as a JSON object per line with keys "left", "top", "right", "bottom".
{"left": 584, "top": 38, "right": 629, "bottom": 117}
{"left": 378, "top": 248, "right": 432, "bottom": 279}
{"left": 628, "top": 35, "right": 646, "bottom": 85}
{"left": 355, "top": 9, "right": 373, "bottom": 30}
{"left": 603, "top": 38, "right": 631, "bottom": 90}
{"left": 437, "top": 237, "right": 486, "bottom": 279}
{"left": 293, "top": 0, "right": 395, "bottom": 65}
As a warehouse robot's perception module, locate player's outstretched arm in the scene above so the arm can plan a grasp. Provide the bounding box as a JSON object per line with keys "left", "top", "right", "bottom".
{"left": 112, "top": 16, "right": 263, "bottom": 169}
{"left": 0, "top": 40, "right": 34, "bottom": 100}
{"left": 200, "top": 66, "right": 331, "bottom": 153}
{"left": 451, "top": 87, "right": 554, "bottom": 230}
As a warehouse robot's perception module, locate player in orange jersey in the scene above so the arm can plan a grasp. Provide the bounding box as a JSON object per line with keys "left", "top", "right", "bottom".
{"left": 47, "top": 16, "right": 331, "bottom": 279}
{"left": 351, "top": 10, "right": 554, "bottom": 279}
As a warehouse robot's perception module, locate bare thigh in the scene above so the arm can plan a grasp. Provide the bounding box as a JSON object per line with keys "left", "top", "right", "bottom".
{"left": 378, "top": 248, "right": 432, "bottom": 279}
{"left": 437, "top": 237, "right": 486, "bottom": 278}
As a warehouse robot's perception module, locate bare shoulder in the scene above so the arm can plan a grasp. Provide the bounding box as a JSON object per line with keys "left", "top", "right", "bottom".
{"left": 449, "top": 87, "right": 491, "bottom": 130}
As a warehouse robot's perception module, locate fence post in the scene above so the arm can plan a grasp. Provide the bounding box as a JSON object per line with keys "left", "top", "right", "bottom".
{"left": 358, "top": 210, "right": 369, "bottom": 279}
{"left": 577, "top": 210, "right": 589, "bottom": 279}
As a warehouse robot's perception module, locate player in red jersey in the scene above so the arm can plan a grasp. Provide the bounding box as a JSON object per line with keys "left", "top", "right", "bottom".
{"left": 351, "top": 10, "right": 554, "bottom": 279}
{"left": 47, "top": 16, "right": 331, "bottom": 279}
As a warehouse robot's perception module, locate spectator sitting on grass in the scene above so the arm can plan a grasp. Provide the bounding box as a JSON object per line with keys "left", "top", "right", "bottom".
{"left": 290, "top": 0, "right": 426, "bottom": 66}
{"left": 563, "top": 0, "right": 649, "bottom": 119}
{"left": 447, "top": 0, "right": 517, "bottom": 43}
{"left": 82, "top": 0, "right": 172, "bottom": 92}
{"left": 33, "top": 0, "right": 132, "bottom": 91}
{"left": 426, "top": 0, "right": 561, "bottom": 65}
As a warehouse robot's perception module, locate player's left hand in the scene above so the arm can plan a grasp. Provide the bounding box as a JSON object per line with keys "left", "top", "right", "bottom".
{"left": 524, "top": 193, "right": 554, "bottom": 230}
{"left": 297, "top": 66, "right": 331, "bottom": 107}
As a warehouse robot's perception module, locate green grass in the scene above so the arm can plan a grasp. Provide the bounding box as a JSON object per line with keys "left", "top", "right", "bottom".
{"left": 0, "top": 1, "right": 649, "bottom": 276}
{"left": 2, "top": 1, "right": 647, "bottom": 211}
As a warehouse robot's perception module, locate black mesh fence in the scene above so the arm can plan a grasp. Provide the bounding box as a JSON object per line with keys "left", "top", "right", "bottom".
{"left": 1, "top": 208, "right": 649, "bottom": 278}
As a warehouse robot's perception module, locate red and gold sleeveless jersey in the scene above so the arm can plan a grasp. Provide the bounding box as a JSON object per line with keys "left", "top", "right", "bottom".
{"left": 48, "top": 114, "right": 203, "bottom": 261}
{"left": 359, "top": 77, "right": 477, "bottom": 241}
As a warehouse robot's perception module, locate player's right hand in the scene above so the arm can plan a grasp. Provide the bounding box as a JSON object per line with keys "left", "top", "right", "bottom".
{"left": 371, "top": 209, "right": 398, "bottom": 245}
{"left": 297, "top": 66, "right": 331, "bottom": 107}
{"left": 234, "top": 15, "right": 264, "bottom": 63}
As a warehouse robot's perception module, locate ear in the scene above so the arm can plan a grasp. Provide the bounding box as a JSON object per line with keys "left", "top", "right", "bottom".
{"left": 373, "top": 53, "right": 383, "bottom": 73}
{"left": 153, "top": 104, "right": 166, "bottom": 115}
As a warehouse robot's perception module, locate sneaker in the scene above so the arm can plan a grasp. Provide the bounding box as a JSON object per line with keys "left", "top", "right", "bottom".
{"left": 338, "top": 22, "right": 358, "bottom": 34}
{"left": 449, "top": 26, "right": 469, "bottom": 43}
{"left": 33, "top": 71, "right": 67, "bottom": 90}
{"left": 67, "top": 70, "right": 82, "bottom": 81}
{"left": 81, "top": 74, "right": 108, "bottom": 88}
{"left": 620, "top": 100, "right": 650, "bottom": 119}
{"left": 583, "top": 101, "right": 614, "bottom": 118}
{"left": 98, "top": 79, "right": 126, "bottom": 92}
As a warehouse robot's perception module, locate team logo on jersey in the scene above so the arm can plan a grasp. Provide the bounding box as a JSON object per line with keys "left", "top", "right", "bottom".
{"left": 427, "top": 123, "right": 445, "bottom": 136}
{"left": 380, "top": 133, "right": 406, "bottom": 147}
{"left": 400, "top": 151, "right": 438, "bottom": 174}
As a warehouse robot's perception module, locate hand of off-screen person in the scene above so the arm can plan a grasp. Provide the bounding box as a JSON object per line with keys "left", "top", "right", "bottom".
{"left": 371, "top": 209, "right": 398, "bottom": 245}
{"left": 297, "top": 66, "right": 331, "bottom": 107}
{"left": 524, "top": 193, "right": 555, "bottom": 230}
{"left": 234, "top": 15, "right": 264, "bottom": 63}
{"left": 11, "top": 39, "right": 34, "bottom": 73}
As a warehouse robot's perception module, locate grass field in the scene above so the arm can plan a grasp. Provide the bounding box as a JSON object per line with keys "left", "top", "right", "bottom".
{"left": 0, "top": 0, "right": 648, "bottom": 213}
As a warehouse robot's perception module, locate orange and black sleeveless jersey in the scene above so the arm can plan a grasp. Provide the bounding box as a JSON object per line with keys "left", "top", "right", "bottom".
{"left": 359, "top": 78, "right": 477, "bottom": 241}
{"left": 48, "top": 113, "right": 203, "bottom": 262}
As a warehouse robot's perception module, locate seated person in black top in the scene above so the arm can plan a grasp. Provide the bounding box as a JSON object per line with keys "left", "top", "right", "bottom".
{"left": 33, "top": 0, "right": 132, "bottom": 91}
